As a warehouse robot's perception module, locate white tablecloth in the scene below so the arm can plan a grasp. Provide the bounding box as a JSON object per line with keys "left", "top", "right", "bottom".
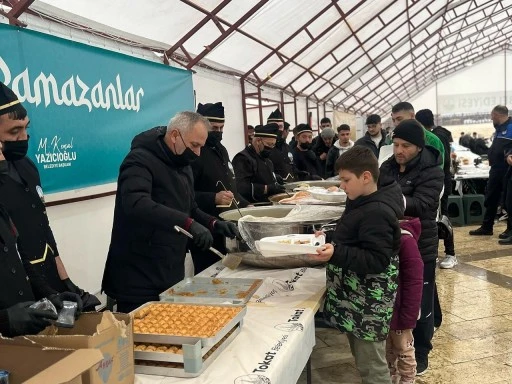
{"left": 454, "top": 167, "right": 489, "bottom": 195}
{"left": 135, "top": 263, "right": 326, "bottom": 384}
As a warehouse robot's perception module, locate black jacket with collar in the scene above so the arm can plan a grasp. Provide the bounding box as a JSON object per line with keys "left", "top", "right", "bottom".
{"left": 291, "top": 146, "right": 323, "bottom": 180}
{"left": 354, "top": 130, "right": 387, "bottom": 158}
{"left": 379, "top": 146, "right": 444, "bottom": 263}
{"left": 0, "top": 157, "right": 63, "bottom": 291}
{"left": 102, "top": 127, "right": 215, "bottom": 303}
{"left": 0, "top": 203, "right": 57, "bottom": 336}
{"left": 269, "top": 139, "right": 297, "bottom": 181}
{"left": 191, "top": 140, "right": 249, "bottom": 217}
{"left": 232, "top": 145, "right": 277, "bottom": 203}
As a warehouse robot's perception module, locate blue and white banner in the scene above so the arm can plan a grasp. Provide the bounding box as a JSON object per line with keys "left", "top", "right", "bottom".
{"left": 0, "top": 23, "right": 194, "bottom": 193}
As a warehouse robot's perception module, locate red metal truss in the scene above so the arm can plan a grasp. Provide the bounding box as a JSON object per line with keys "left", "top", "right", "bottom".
{"left": 335, "top": 0, "right": 506, "bottom": 110}
{"left": 345, "top": 7, "right": 512, "bottom": 111}
{"left": 0, "top": 0, "right": 35, "bottom": 26}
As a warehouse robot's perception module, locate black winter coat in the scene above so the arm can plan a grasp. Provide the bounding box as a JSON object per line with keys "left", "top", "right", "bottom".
{"left": 232, "top": 145, "right": 277, "bottom": 203}
{"left": 380, "top": 147, "right": 444, "bottom": 263}
{"left": 102, "top": 127, "right": 215, "bottom": 303}
{"left": 269, "top": 140, "right": 297, "bottom": 181}
{"left": 291, "top": 147, "right": 323, "bottom": 180}
{"left": 0, "top": 204, "right": 57, "bottom": 336}
{"left": 0, "top": 158, "right": 64, "bottom": 291}
{"left": 354, "top": 131, "right": 387, "bottom": 158}
{"left": 191, "top": 141, "right": 249, "bottom": 217}
{"left": 330, "top": 179, "right": 404, "bottom": 274}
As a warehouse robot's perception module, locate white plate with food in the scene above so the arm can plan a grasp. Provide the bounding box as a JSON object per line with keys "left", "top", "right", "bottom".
{"left": 309, "top": 188, "right": 347, "bottom": 203}
{"left": 255, "top": 234, "right": 325, "bottom": 257}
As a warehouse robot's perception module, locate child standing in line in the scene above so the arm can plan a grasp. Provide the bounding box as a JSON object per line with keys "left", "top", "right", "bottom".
{"left": 311, "top": 146, "right": 404, "bottom": 384}
{"left": 386, "top": 218, "right": 424, "bottom": 384}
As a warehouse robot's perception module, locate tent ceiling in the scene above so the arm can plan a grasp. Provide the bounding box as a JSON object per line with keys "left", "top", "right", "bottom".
{"left": 3, "top": 0, "right": 512, "bottom": 115}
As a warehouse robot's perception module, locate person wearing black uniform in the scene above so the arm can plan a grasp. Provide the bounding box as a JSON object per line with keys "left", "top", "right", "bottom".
{"left": 268, "top": 109, "right": 297, "bottom": 182}
{"left": 0, "top": 82, "right": 99, "bottom": 311}
{"left": 292, "top": 124, "right": 323, "bottom": 180}
{"left": 191, "top": 102, "right": 249, "bottom": 273}
{"left": 0, "top": 157, "right": 82, "bottom": 336}
{"left": 233, "top": 124, "right": 285, "bottom": 203}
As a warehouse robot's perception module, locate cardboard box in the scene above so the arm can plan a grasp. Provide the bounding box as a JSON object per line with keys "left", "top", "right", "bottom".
{"left": 28, "top": 311, "right": 134, "bottom": 384}
{"left": 0, "top": 337, "right": 103, "bottom": 384}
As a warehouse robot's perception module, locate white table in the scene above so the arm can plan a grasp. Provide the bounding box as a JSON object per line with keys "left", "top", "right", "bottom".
{"left": 135, "top": 263, "right": 327, "bottom": 384}
{"left": 454, "top": 167, "right": 489, "bottom": 195}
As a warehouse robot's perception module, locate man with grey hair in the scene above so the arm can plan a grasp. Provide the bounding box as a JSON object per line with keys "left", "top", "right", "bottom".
{"left": 102, "top": 111, "right": 238, "bottom": 312}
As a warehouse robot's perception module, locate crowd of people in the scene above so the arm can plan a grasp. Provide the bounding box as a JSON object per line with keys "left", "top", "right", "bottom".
{"left": 2, "top": 77, "right": 512, "bottom": 383}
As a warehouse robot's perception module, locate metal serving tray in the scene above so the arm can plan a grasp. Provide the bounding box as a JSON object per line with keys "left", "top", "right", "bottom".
{"left": 134, "top": 324, "right": 240, "bottom": 377}
{"left": 134, "top": 322, "right": 242, "bottom": 363}
{"left": 159, "top": 277, "right": 263, "bottom": 305}
{"left": 131, "top": 301, "right": 247, "bottom": 347}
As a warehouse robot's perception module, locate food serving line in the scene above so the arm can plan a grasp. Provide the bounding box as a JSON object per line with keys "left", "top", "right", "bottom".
{"left": 135, "top": 181, "right": 344, "bottom": 384}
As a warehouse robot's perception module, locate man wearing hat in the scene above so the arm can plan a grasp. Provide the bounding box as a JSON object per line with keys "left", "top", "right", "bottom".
{"left": 0, "top": 82, "right": 98, "bottom": 310}
{"left": 313, "top": 126, "right": 336, "bottom": 178}
{"left": 267, "top": 109, "right": 297, "bottom": 182}
{"left": 291, "top": 124, "right": 323, "bottom": 180}
{"left": 0, "top": 145, "right": 83, "bottom": 336}
{"left": 354, "top": 114, "right": 387, "bottom": 158}
{"left": 232, "top": 123, "right": 286, "bottom": 203}
{"left": 191, "top": 102, "right": 249, "bottom": 273}
{"left": 380, "top": 119, "right": 444, "bottom": 376}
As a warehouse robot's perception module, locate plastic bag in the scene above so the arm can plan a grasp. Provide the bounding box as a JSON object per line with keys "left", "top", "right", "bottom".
{"left": 238, "top": 205, "right": 343, "bottom": 254}
{"left": 29, "top": 298, "right": 58, "bottom": 316}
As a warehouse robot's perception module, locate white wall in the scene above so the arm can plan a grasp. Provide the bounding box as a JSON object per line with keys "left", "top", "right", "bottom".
{"left": 193, "top": 69, "right": 246, "bottom": 159}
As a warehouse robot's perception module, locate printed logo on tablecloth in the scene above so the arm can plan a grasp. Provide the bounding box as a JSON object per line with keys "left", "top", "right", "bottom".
{"left": 234, "top": 374, "right": 271, "bottom": 384}
{"left": 274, "top": 323, "right": 304, "bottom": 332}
{"left": 274, "top": 308, "right": 306, "bottom": 332}
{"left": 273, "top": 267, "right": 308, "bottom": 292}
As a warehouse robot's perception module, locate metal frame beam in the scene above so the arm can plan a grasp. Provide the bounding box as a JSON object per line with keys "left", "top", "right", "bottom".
{"left": 184, "top": 0, "right": 269, "bottom": 70}
{"left": 333, "top": 0, "right": 497, "bottom": 110}
{"left": 0, "top": 0, "right": 35, "bottom": 26}
{"left": 242, "top": 0, "right": 345, "bottom": 86}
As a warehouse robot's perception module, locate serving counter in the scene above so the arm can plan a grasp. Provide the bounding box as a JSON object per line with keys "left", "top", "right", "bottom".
{"left": 135, "top": 262, "right": 327, "bottom": 384}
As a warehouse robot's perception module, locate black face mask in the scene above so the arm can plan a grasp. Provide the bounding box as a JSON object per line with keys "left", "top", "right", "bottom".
{"left": 172, "top": 132, "right": 199, "bottom": 167}
{"left": 260, "top": 145, "right": 273, "bottom": 158}
{"left": 206, "top": 131, "right": 223, "bottom": 146}
{"left": 2, "top": 137, "right": 29, "bottom": 161}
{"left": 0, "top": 160, "right": 7, "bottom": 185}
{"left": 299, "top": 142, "right": 312, "bottom": 151}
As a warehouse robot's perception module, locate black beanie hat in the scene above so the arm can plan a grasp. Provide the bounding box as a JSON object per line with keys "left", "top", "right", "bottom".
{"left": 392, "top": 119, "right": 425, "bottom": 148}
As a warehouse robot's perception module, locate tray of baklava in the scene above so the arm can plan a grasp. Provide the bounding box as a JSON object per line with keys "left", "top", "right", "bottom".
{"left": 131, "top": 302, "right": 246, "bottom": 347}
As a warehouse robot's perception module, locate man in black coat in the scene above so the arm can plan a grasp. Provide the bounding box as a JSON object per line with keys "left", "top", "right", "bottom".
{"left": 354, "top": 114, "right": 387, "bottom": 158}
{"left": 233, "top": 124, "right": 285, "bottom": 203}
{"left": 291, "top": 124, "right": 323, "bottom": 180}
{"left": 469, "top": 105, "right": 512, "bottom": 237}
{"left": 416, "top": 109, "right": 458, "bottom": 270}
{"left": 0, "top": 157, "right": 81, "bottom": 336}
{"left": 102, "top": 112, "right": 238, "bottom": 313}
{"left": 380, "top": 120, "right": 444, "bottom": 375}
{"left": 0, "top": 82, "right": 99, "bottom": 311}
{"left": 191, "top": 102, "right": 249, "bottom": 273}
{"left": 268, "top": 110, "right": 297, "bottom": 182}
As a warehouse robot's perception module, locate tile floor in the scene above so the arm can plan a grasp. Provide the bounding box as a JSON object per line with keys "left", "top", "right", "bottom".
{"left": 298, "top": 222, "right": 512, "bottom": 384}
